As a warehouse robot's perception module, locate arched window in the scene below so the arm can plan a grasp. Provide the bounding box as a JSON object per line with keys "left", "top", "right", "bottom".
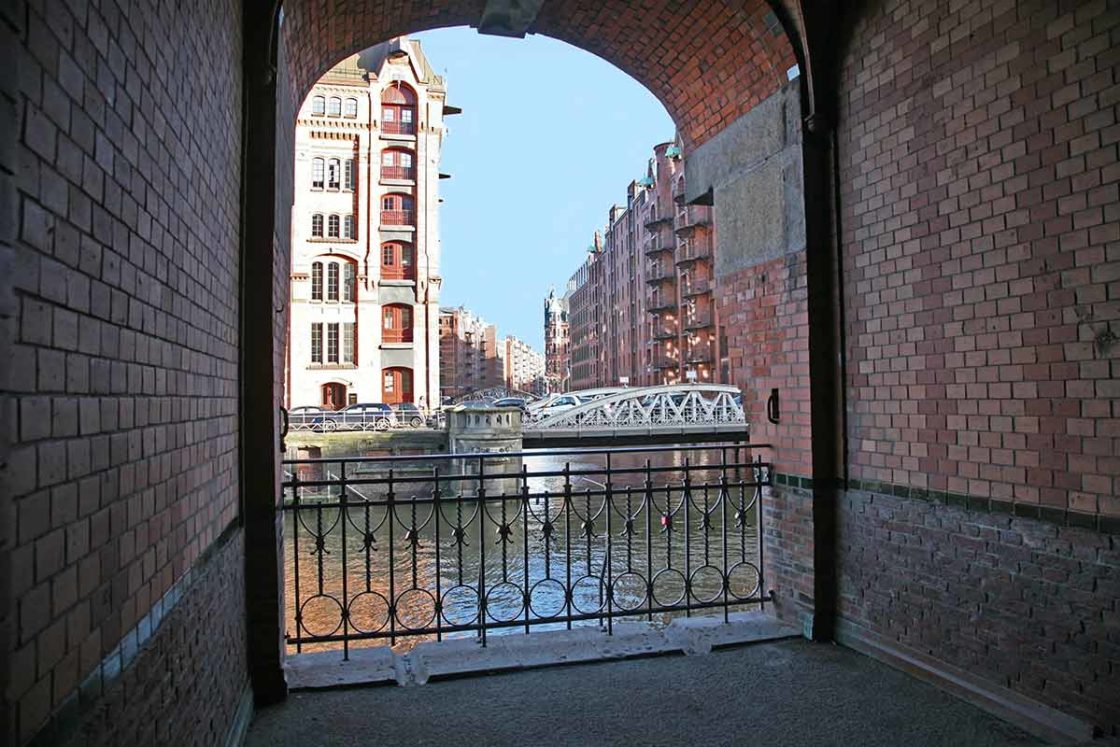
{"left": 343, "top": 215, "right": 354, "bottom": 240}
{"left": 311, "top": 262, "right": 323, "bottom": 301}
{"left": 344, "top": 98, "right": 358, "bottom": 117}
{"left": 381, "top": 84, "right": 417, "bottom": 135}
{"left": 311, "top": 95, "right": 325, "bottom": 116}
{"left": 381, "top": 148, "right": 415, "bottom": 180}
{"left": 380, "top": 241, "right": 415, "bottom": 280}
{"left": 311, "top": 158, "right": 324, "bottom": 189}
{"left": 328, "top": 214, "right": 340, "bottom": 238}
{"left": 327, "top": 158, "right": 340, "bottom": 190}
{"left": 327, "top": 263, "right": 339, "bottom": 301}
{"left": 311, "top": 214, "right": 324, "bottom": 238}
{"left": 328, "top": 96, "right": 342, "bottom": 116}
{"left": 382, "top": 367, "right": 414, "bottom": 404}
{"left": 382, "top": 304, "right": 413, "bottom": 343}
{"left": 380, "top": 193, "right": 414, "bottom": 226}
{"left": 344, "top": 159, "right": 355, "bottom": 190}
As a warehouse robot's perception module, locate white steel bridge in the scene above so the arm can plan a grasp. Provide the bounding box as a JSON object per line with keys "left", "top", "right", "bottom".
{"left": 521, "top": 384, "right": 748, "bottom": 447}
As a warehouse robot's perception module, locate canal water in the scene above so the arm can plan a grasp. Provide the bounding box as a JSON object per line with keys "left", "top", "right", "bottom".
{"left": 282, "top": 445, "right": 764, "bottom": 653}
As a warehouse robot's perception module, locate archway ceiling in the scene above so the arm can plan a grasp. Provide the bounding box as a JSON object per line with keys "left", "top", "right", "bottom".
{"left": 281, "top": 0, "right": 798, "bottom": 147}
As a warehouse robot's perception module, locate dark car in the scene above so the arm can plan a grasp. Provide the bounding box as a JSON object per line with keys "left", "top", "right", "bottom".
{"left": 492, "top": 397, "right": 529, "bottom": 413}
{"left": 312, "top": 402, "right": 393, "bottom": 431}
{"left": 391, "top": 403, "right": 425, "bottom": 428}
{"left": 288, "top": 406, "right": 326, "bottom": 429}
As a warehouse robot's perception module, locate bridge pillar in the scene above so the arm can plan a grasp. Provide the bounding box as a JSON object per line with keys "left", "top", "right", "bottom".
{"left": 448, "top": 406, "right": 524, "bottom": 496}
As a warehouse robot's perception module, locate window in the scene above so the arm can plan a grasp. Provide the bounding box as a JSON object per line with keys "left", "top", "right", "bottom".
{"left": 380, "top": 242, "right": 415, "bottom": 280}
{"left": 381, "top": 149, "right": 415, "bottom": 180}
{"left": 344, "top": 98, "right": 358, "bottom": 117}
{"left": 327, "top": 323, "right": 339, "bottom": 363}
{"left": 327, "top": 158, "right": 340, "bottom": 190}
{"left": 328, "top": 214, "right": 340, "bottom": 238}
{"left": 343, "top": 263, "right": 355, "bottom": 302}
{"left": 343, "top": 215, "right": 354, "bottom": 240}
{"left": 327, "top": 263, "right": 339, "bottom": 301}
{"left": 311, "top": 262, "right": 323, "bottom": 301}
{"left": 328, "top": 97, "right": 341, "bottom": 116}
{"left": 381, "top": 84, "right": 417, "bottom": 135}
{"left": 344, "top": 159, "right": 355, "bottom": 190}
{"left": 382, "top": 304, "right": 413, "bottom": 342}
{"left": 380, "top": 194, "right": 414, "bottom": 225}
{"left": 311, "top": 158, "right": 324, "bottom": 189}
{"left": 382, "top": 367, "right": 413, "bottom": 404}
{"left": 311, "top": 96, "right": 325, "bottom": 116}
{"left": 342, "top": 323, "right": 355, "bottom": 363}
{"left": 311, "top": 214, "right": 323, "bottom": 238}
{"left": 310, "top": 323, "right": 322, "bottom": 362}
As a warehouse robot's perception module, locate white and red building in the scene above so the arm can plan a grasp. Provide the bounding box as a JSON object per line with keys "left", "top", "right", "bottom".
{"left": 287, "top": 38, "right": 454, "bottom": 410}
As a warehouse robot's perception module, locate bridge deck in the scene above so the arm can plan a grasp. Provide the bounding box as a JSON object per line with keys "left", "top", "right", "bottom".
{"left": 522, "top": 424, "right": 748, "bottom": 448}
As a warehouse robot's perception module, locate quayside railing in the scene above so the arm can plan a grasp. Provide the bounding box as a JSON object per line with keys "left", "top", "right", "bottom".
{"left": 281, "top": 443, "right": 771, "bottom": 658}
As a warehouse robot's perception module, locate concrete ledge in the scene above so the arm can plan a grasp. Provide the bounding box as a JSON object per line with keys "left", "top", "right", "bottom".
{"left": 286, "top": 611, "right": 799, "bottom": 690}
{"left": 835, "top": 617, "right": 1096, "bottom": 745}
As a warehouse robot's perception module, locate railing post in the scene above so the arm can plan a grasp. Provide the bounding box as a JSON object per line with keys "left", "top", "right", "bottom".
{"left": 477, "top": 456, "right": 487, "bottom": 648}
{"left": 604, "top": 452, "right": 613, "bottom": 636}
{"left": 340, "top": 461, "right": 349, "bottom": 661}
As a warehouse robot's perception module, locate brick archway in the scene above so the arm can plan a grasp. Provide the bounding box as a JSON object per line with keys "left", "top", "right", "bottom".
{"left": 279, "top": 0, "right": 798, "bottom": 149}
{"left": 241, "top": 0, "right": 831, "bottom": 706}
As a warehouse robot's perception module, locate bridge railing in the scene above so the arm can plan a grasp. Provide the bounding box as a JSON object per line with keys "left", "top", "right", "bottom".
{"left": 281, "top": 443, "right": 771, "bottom": 657}
{"left": 526, "top": 384, "right": 746, "bottom": 431}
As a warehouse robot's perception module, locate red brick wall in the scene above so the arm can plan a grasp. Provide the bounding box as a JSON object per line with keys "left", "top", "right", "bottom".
{"left": 60, "top": 531, "right": 247, "bottom": 747}
{"left": 840, "top": 0, "right": 1120, "bottom": 518}
{"left": 719, "top": 254, "right": 812, "bottom": 477}
{"left": 280, "top": 0, "right": 796, "bottom": 148}
{"left": 836, "top": 0, "right": 1120, "bottom": 733}
{"left": 6, "top": 0, "right": 248, "bottom": 742}
{"left": 719, "top": 254, "right": 817, "bottom": 623}
{"left": 839, "top": 490, "right": 1120, "bottom": 733}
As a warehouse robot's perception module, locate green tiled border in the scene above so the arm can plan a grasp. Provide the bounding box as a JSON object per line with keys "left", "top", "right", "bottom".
{"left": 770, "top": 474, "right": 1119, "bottom": 535}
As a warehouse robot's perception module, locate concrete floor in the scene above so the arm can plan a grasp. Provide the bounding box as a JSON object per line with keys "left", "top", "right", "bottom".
{"left": 247, "top": 638, "right": 1046, "bottom": 746}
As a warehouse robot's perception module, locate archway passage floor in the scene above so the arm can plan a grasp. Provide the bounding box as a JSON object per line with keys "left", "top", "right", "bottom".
{"left": 246, "top": 638, "right": 1045, "bottom": 746}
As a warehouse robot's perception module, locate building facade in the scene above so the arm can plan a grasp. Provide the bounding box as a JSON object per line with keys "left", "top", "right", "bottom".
{"left": 438, "top": 306, "right": 503, "bottom": 401}
{"left": 560, "top": 139, "right": 719, "bottom": 392}
{"left": 501, "top": 336, "right": 546, "bottom": 394}
{"left": 543, "top": 288, "right": 570, "bottom": 393}
{"left": 287, "top": 38, "right": 452, "bottom": 410}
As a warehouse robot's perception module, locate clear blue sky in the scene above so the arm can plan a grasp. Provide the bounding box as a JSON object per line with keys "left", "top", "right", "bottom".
{"left": 413, "top": 28, "right": 675, "bottom": 350}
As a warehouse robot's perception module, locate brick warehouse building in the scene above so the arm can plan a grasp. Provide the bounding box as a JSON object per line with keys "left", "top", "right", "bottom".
{"left": 286, "top": 39, "right": 449, "bottom": 411}
{"left": 2, "top": 0, "right": 1119, "bottom": 745}
{"left": 559, "top": 138, "right": 722, "bottom": 390}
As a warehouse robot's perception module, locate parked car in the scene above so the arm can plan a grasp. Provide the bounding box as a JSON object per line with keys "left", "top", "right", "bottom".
{"left": 288, "top": 406, "right": 327, "bottom": 429}
{"left": 492, "top": 397, "right": 529, "bottom": 413}
{"left": 391, "top": 403, "right": 425, "bottom": 428}
{"left": 311, "top": 402, "right": 393, "bottom": 431}
{"left": 530, "top": 394, "right": 582, "bottom": 419}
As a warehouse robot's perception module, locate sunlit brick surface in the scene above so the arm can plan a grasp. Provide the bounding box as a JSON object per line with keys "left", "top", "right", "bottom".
{"left": 840, "top": 0, "right": 1120, "bottom": 517}
{"left": 279, "top": 0, "right": 796, "bottom": 148}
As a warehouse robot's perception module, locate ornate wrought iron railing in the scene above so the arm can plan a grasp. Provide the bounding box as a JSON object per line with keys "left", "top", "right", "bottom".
{"left": 281, "top": 444, "right": 770, "bottom": 657}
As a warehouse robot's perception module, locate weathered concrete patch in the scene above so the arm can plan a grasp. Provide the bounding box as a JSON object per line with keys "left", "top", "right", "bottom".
{"left": 284, "top": 611, "right": 800, "bottom": 690}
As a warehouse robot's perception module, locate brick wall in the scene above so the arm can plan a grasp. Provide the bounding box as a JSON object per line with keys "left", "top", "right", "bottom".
{"left": 836, "top": 0, "right": 1120, "bottom": 733}
{"left": 838, "top": 491, "right": 1120, "bottom": 733}
{"left": 280, "top": 0, "right": 795, "bottom": 149}
{"left": 719, "top": 254, "right": 812, "bottom": 477}
{"left": 5, "top": 0, "right": 248, "bottom": 743}
{"left": 59, "top": 530, "right": 247, "bottom": 747}
{"left": 840, "top": 0, "right": 1120, "bottom": 518}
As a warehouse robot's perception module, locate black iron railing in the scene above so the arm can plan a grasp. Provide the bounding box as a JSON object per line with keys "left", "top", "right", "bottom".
{"left": 281, "top": 443, "right": 770, "bottom": 657}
